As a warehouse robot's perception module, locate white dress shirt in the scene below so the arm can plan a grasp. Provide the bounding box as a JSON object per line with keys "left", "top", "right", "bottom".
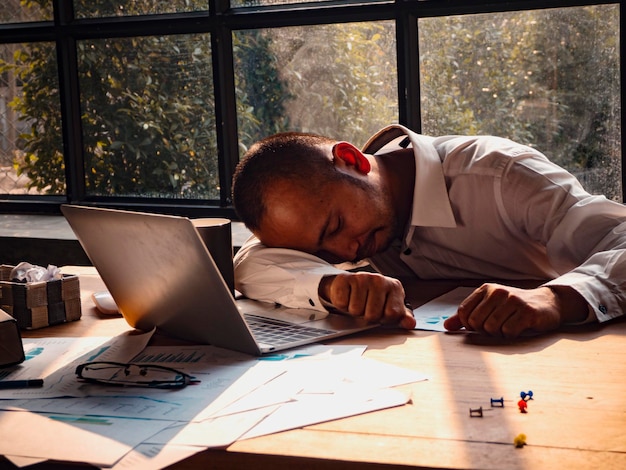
{"left": 234, "top": 125, "right": 626, "bottom": 324}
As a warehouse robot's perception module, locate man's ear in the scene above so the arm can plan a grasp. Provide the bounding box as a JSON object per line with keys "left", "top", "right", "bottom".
{"left": 331, "top": 141, "right": 371, "bottom": 175}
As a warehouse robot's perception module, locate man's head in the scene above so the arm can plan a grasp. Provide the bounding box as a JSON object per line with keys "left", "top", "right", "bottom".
{"left": 232, "top": 132, "right": 399, "bottom": 264}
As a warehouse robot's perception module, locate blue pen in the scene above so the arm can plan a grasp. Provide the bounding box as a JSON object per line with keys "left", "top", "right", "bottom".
{"left": 0, "top": 379, "right": 44, "bottom": 390}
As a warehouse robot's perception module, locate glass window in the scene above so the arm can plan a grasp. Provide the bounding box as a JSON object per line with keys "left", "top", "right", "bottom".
{"left": 77, "top": 34, "right": 218, "bottom": 199}
{"left": 74, "top": 0, "right": 208, "bottom": 19}
{"left": 232, "top": 0, "right": 338, "bottom": 7}
{"left": 234, "top": 21, "right": 398, "bottom": 153}
{"left": 0, "top": 1, "right": 623, "bottom": 214}
{"left": 0, "top": 42, "right": 63, "bottom": 195}
{"left": 418, "top": 5, "right": 621, "bottom": 201}
{"left": 0, "top": 0, "right": 52, "bottom": 23}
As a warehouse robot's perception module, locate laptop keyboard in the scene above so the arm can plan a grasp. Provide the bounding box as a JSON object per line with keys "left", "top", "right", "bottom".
{"left": 244, "top": 314, "right": 336, "bottom": 346}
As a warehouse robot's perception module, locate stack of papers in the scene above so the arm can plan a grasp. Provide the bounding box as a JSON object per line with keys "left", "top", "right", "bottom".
{"left": 0, "top": 331, "right": 427, "bottom": 469}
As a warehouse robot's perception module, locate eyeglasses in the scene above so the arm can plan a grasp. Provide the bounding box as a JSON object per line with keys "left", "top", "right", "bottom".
{"left": 75, "top": 361, "right": 201, "bottom": 389}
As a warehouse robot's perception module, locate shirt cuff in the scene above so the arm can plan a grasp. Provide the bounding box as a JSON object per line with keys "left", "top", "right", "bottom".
{"left": 544, "top": 273, "right": 617, "bottom": 324}
{"left": 293, "top": 267, "right": 344, "bottom": 311}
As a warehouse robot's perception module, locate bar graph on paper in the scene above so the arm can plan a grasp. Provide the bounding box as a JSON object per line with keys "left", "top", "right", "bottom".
{"left": 132, "top": 348, "right": 206, "bottom": 363}
{"left": 130, "top": 345, "right": 253, "bottom": 366}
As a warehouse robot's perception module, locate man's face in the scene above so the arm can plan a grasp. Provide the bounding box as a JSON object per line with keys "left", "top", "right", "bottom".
{"left": 256, "top": 175, "right": 398, "bottom": 264}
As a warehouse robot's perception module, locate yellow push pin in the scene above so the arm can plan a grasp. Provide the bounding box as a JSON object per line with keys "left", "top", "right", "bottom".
{"left": 514, "top": 433, "right": 527, "bottom": 448}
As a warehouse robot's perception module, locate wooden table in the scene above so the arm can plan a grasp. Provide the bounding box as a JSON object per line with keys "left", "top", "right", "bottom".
{"left": 9, "top": 267, "right": 626, "bottom": 469}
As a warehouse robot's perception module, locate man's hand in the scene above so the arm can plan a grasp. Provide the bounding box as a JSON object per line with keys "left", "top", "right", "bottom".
{"left": 319, "top": 272, "right": 416, "bottom": 329}
{"left": 443, "top": 283, "right": 589, "bottom": 338}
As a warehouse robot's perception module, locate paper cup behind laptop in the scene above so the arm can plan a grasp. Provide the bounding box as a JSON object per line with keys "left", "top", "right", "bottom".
{"left": 192, "top": 218, "right": 234, "bottom": 295}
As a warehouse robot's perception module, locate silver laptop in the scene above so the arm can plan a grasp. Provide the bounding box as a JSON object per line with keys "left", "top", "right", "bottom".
{"left": 61, "top": 205, "right": 376, "bottom": 355}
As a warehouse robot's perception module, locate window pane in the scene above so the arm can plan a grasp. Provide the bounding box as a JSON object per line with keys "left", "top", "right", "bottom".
{"left": 232, "top": 0, "right": 346, "bottom": 7}
{"left": 419, "top": 5, "right": 621, "bottom": 201}
{"left": 0, "top": 42, "right": 64, "bottom": 195}
{"left": 0, "top": 0, "right": 52, "bottom": 23}
{"left": 78, "top": 34, "right": 218, "bottom": 199}
{"left": 74, "top": 0, "right": 208, "bottom": 18}
{"left": 234, "top": 21, "right": 397, "bottom": 153}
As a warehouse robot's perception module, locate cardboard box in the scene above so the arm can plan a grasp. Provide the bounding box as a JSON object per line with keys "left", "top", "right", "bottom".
{"left": 0, "top": 309, "right": 25, "bottom": 367}
{"left": 0, "top": 265, "right": 81, "bottom": 330}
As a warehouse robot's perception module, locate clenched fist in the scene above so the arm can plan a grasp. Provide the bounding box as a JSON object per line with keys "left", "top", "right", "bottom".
{"left": 444, "top": 283, "right": 589, "bottom": 338}
{"left": 318, "top": 272, "right": 416, "bottom": 329}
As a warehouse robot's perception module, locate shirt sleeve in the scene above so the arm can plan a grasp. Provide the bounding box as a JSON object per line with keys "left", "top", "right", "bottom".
{"left": 542, "top": 200, "right": 626, "bottom": 324}
{"left": 502, "top": 153, "right": 626, "bottom": 324}
{"left": 233, "top": 235, "right": 347, "bottom": 311}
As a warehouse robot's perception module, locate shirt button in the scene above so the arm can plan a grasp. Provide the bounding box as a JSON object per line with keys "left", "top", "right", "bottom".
{"left": 309, "top": 298, "right": 315, "bottom": 307}
{"left": 403, "top": 248, "right": 412, "bottom": 255}
{"left": 598, "top": 305, "right": 608, "bottom": 315}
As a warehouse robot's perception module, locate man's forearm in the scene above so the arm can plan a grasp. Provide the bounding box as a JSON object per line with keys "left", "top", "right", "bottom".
{"left": 547, "top": 285, "right": 590, "bottom": 325}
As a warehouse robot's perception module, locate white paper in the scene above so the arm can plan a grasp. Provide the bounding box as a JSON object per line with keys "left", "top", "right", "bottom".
{"left": 0, "top": 330, "right": 155, "bottom": 399}
{"left": 108, "top": 444, "right": 206, "bottom": 470}
{"left": 194, "top": 345, "right": 369, "bottom": 420}
{"left": 4, "top": 455, "right": 47, "bottom": 468}
{"left": 208, "top": 353, "right": 426, "bottom": 441}
{"left": 0, "top": 340, "right": 428, "bottom": 469}
{"left": 0, "top": 336, "right": 112, "bottom": 383}
{"left": 0, "top": 410, "right": 144, "bottom": 467}
{"left": 412, "top": 287, "right": 475, "bottom": 331}
{"left": 149, "top": 406, "right": 276, "bottom": 447}
{"left": 241, "top": 388, "right": 410, "bottom": 440}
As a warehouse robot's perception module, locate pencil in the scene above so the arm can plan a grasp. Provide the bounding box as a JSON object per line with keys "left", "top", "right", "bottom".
{"left": 0, "top": 379, "right": 44, "bottom": 389}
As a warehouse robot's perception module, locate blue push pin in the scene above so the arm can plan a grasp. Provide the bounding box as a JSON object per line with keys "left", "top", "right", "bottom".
{"left": 490, "top": 397, "right": 504, "bottom": 407}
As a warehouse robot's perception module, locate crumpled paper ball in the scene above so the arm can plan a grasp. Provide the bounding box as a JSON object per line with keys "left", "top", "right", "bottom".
{"left": 10, "top": 262, "right": 62, "bottom": 283}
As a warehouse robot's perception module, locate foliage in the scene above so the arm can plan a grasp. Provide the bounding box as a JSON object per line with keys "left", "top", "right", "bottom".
{"left": 78, "top": 33, "right": 218, "bottom": 198}
{"left": 233, "top": 29, "right": 292, "bottom": 153}
{"left": 320, "top": 21, "right": 398, "bottom": 145}
{"left": 1, "top": 40, "right": 63, "bottom": 193}
{"left": 4, "top": 0, "right": 283, "bottom": 198}
{"left": 420, "top": 11, "right": 557, "bottom": 144}
{"left": 419, "top": 5, "right": 620, "bottom": 199}
{"left": 239, "top": 21, "right": 398, "bottom": 147}
{"left": 1, "top": 2, "right": 620, "bottom": 199}
{"left": 532, "top": 7, "right": 619, "bottom": 173}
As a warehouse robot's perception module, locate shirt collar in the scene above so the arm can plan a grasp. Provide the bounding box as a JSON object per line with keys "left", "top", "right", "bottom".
{"left": 362, "top": 125, "right": 457, "bottom": 239}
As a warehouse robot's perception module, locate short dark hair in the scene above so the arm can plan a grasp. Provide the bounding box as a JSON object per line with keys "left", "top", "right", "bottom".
{"left": 232, "top": 132, "right": 337, "bottom": 232}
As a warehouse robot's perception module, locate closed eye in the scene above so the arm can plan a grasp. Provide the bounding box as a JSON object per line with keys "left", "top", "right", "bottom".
{"left": 328, "top": 216, "right": 342, "bottom": 237}
{"left": 318, "top": 214, "right": 341, "bottom": 248}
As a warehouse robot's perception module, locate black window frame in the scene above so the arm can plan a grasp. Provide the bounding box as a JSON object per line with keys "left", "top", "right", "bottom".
{"left": 0, "top": 0, "right": 622, "bottom": 218}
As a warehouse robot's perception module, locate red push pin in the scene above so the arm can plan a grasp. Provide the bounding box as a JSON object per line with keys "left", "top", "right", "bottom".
{"left": 518, "top": 399, "right": 528, "bottom": 413}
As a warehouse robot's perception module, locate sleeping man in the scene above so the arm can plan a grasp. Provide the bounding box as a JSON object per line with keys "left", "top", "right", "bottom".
{"left": 231, "top": 125, "right": 626, "bottom": 338}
